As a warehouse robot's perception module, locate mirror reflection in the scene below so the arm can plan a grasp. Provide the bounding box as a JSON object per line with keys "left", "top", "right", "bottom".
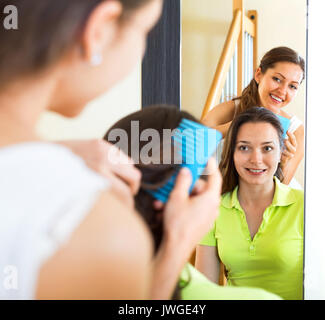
{"left": 181, "top": 0, "right": 306, "bottom": 300}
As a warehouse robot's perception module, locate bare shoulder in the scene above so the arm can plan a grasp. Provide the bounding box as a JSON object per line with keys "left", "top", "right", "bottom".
{"left": 206, "top": 100, "right": 236, "bottom": 115}
{"left": 279, "top": 109, "right": 292, "bottom": 119}
{"left": 36, "top": 190, "right": 153, "bottom": 299}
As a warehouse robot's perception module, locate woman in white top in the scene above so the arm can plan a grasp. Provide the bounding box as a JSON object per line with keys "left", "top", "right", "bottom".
{"left": 0, "top": 0, "right": 222, "bottom": 299}
{"left": 203, "top": 47, "right": 305, "bottom": 185}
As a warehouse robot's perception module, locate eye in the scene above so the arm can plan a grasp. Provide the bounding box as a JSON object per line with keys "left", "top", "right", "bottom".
{"left": 264, "top": 146, "right": 273, "bottom": 152}
{"left": 238, "top": 145, "right": 249, "bottom": 151}
{"left": 289, "top": 84, "right": 298, "bottom": 90}
{"left": 272, "top": 77, "right": 281, "bottom": 83}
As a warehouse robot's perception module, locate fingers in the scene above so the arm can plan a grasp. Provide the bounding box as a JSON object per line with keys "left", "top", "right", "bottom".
{"left": 191, "top": 179, "right": 206, "bottom": 195}
{"left": 170, "top": 158, "right": 221, "bottom": 202}
{"left": 153, "top": 200, "right": 164, "bottom": 211}
{"left": 205, "top": 158, "right": 222, "bottom": 195}
{"left": 105, "top": 142, "right": 141, "bottom": 195}
{"left": 109, "top": 162, "right": 141, "bottom": 195}
{"left": 284, "top": 132, "right": 297, "bottom": 151}
{"left": 169, "top": 168, "right": 193, "bottom": 201}
{"left": 57, "top": 139, "right": 141, "bottom": 195}
{"left": 106, "top": 142, "right": 135, "bottom": 166}
{"left": 287, "top": 131, "right": 297, "bottom": 147}
{"left": 282, "top": 132, "right": 297, "bottom": 161}
{"left": 282, "top": 149, "right": 293, "bottom": 158}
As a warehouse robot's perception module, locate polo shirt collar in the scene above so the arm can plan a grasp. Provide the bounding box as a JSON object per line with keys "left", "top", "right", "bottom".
{"left": 271, "top": 177, "right": 297, "bottom": 206}
{"left": 221, "top": 185, "right": 241, "bottom": 210}
{"left": 221, "top": 177, "right": 297, "bottom": 210}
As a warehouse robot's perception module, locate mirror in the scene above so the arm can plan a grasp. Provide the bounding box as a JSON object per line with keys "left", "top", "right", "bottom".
{"left": 181, "top": 0, "right": 306, "bottom": 300}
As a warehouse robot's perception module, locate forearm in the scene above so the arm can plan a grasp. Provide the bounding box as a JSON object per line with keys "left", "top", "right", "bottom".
{"left": 150, "top": 234, "right": 192, "bottom": 300}
{"left": 201, "top": 101, "right": 236, "bottom": 136}
{"left": 281, "top": 127, "right": 305, "bottom": 185}
{"left": 281, "top": 152, "right": 304, "bottom": 185}
{"left": 214, "top": 121, "right": 232, "bottom": 138}
{"left": 195, "top": 245, "right": 219, "bottom": 284}
{"left": 203, "top": 118, "right": 232, "bottom": 138}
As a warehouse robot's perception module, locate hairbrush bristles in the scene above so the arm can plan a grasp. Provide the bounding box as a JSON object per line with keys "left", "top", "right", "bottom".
{"left": 276, "top": 114, "right": 291, "bottom": 139}
{"left": 145, "top": 119, "right": 222, "bottom": 203}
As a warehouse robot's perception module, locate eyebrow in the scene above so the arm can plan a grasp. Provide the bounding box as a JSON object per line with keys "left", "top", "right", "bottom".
{"left": 275, "top": 72, "right": 300, "bottom": 84}
{"left": 237, "top": 141, "right": 275, "bottom": 145}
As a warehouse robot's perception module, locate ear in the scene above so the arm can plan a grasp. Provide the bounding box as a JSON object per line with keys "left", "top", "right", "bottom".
{"left": 80, "top": 0, "right": 123, "bottom": 62}
{"left": 254, "top": 67, "right": 262, "bottom": 84}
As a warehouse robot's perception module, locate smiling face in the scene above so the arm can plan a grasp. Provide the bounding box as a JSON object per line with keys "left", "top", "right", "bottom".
{"left": 234, "top": 122, "right": 282, "bottom": 187}
{"left": 254, "top": 62, "right": 303, "bottom": 114}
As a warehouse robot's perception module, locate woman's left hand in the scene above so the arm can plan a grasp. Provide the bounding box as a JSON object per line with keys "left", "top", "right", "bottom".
{"left": 281, "top": 131, "right": 298, "bottom": 168}
{"left": 56, "top": 139, "right": 142, "bottom": 207}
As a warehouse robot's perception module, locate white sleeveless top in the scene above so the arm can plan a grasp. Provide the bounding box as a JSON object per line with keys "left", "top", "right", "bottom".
{"left": 287, "top": 115, "right": 303, "bottom": 134}
{"left": 0, "top": 143, "right": 110, "bottom": 299}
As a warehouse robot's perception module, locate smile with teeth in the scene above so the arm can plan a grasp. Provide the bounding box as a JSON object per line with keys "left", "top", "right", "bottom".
{"left": 270, "top": 94, "right": 283, "bottom": 103}
{"left": 246, "top": 168, "right": 267, "bottom": 174}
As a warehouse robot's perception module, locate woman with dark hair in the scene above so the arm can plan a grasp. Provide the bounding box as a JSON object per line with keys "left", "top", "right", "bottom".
{"left": 0, "top": 0, "right": 162, "bottom": 300}
{"left": 104, "top": 105, "right": 281, "bottom": 300}
{"left": 0, "top": 0, "right": 223, "bottom": 300}
{"left": 196, "top": 107, "right": 304, "bottom": 300}
{"left": 202, "top": 47, "right": 305, "bottom": 185}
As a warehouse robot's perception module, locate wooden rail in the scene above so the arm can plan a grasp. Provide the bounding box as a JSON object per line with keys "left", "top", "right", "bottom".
{"left": 200, "top": 9, "right": 242, "bottom": 120}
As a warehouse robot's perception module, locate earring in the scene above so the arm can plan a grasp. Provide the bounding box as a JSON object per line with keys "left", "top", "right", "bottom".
{"left": 90, "top": 53, "right": 103, "bottom": 66}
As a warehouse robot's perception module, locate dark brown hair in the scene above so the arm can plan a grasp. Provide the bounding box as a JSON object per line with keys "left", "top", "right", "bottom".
{"left": 0, "top": 0, "right": 153, "bottom": 86}
{"left": 103, "top": 105, "right": 199, "bottom": 299}
{"left": 104, "top": 105, "right": 199, "bottom": 252}
{"left": 235, "top": 46, "right": 305, "bottom": 114}
{"left": 220, "top": 107, "right": 284, "bottom": 194}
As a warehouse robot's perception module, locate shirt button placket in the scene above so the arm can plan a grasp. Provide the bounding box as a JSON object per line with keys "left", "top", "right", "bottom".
{"left": 249, "top": 243, "right": 256, "bottom": 256}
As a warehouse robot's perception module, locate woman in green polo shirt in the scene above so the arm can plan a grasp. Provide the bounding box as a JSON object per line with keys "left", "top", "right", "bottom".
{"left": 196, "top": 107, "right": 304, "bottom": 300}
{"left": 104, "top": 105, "right": 281, "bottom": 300}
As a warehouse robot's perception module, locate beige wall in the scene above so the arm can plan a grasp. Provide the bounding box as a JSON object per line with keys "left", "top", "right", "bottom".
{"left": 37, "top": 63, "right": 141, "bottom": 140}
{"left": 181, "top": 0, "right": 233, "bottom": 118}
{"left": 181, "top": 0, "right": 306, "bottom": 185}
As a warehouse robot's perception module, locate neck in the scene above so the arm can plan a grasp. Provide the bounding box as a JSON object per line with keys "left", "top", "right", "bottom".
{"left": 0, "top": 74, "right": 57, "bottom": 147}
{"left": 237, "top": 178, "right": 275, "bottom": 208}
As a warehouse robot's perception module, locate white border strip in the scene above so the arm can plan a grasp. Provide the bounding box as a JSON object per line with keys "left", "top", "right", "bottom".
{"left": 304, "top": 0, "right": 325, "bottom": 300}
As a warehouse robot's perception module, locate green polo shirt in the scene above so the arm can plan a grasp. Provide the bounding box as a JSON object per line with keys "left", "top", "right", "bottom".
{"left": 200, "top": 177, "right": 304, "bottom": 300}
{"left": 179, "top": 263, "right": 282, "bottom": 300}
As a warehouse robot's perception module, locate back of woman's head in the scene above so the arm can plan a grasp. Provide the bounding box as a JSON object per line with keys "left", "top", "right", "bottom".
{"left": 220, "top": 106, "right": 284, "bottom": 194}
{"left": 236, "top": 46, "right": 305, "bottom": 114}
{"left": 103, "top": 105, "right": 199, "bottom": 252}
{"left": 0, "top": 0, "right": 152, "bottom": 86}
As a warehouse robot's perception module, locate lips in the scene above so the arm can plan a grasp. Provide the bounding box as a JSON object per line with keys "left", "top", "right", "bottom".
{"left": 270, "top": 94, "right": 284, "bottom": 104}
{"left": 246, "top": 168, "right": 267, "bottom": 175}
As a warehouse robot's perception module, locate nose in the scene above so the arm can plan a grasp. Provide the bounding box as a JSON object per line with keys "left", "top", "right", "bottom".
{"left": 277, "top": 83, "right": 287, "bottom": 98}
{"left": 249, "top": 149, "right": 263, "bottom": 165}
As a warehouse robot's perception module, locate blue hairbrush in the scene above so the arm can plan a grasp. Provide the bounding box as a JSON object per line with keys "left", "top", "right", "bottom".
{"left": 145, "top": 119, "right": 222, "bottom": 203}
{"left": 276, "top": 114, "right": 291, "bottom": 139}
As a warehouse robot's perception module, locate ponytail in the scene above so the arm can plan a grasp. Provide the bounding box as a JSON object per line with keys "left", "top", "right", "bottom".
{"left": 233, "top": 79, "right": 260, "bottom": 115}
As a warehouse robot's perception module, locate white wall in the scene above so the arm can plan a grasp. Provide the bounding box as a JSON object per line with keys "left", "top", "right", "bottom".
{"left": 304, "top": 0, "right": 325, "bottom": 300}
{"left": 181, "top": 0, "right": 306, "bottom": 185}
{"left": 36, "top": 63, "right": 141, "bottom": 140}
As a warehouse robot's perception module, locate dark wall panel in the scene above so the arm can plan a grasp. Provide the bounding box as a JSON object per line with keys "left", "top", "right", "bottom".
{"left": 142, "top": 0, "right": 181, "bottom": 108}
